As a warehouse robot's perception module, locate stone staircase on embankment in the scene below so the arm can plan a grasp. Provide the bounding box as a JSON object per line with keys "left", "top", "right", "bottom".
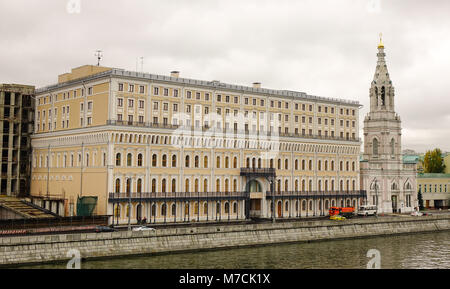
{"left": 0, "top": 196, "right": 56, "bottom": 219}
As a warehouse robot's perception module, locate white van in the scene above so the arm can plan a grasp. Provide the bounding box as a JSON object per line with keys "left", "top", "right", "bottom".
{"left": 358, "top": 205, "right": 378, "bottom": 216}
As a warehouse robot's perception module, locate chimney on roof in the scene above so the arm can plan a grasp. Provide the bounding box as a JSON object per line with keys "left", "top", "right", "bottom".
{"left": 253, "top": 82, "right": 261, "bottom": 88}
{"left": 171, "top": 71, "right": 180, "bottom": 78}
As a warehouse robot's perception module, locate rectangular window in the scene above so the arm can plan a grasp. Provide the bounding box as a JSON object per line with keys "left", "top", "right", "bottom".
{"left": 117, "top": 114, "right": 123, "bottom": 121}
{"left": 117, "top": 98, "right": 123, "bottom": 107}
{"left": 163, "top": 103, "right": 168, "bottom": 111}
{"left": 128, "top": 99, "right": 134, "bottom": 108}
{"left": 197, "top": 92, "right": 201, "bottom": 100}
{"left": 154, "top": 87, "right": 159, "bottom": 95}
{"left": 153, "top": 102, "right": 158, "bottom": 110}
{"left": 173, "top": 103, "right": 178, "bottom": 112}
{"left": 186, "top": 105, "right": 191, "bottom": 113}
{"left": 164, "top": 88, "right": 169, "bottom": 96}
{"left": 174, "top": 89, "right": 179, "bottom": 97}
{"left": 88, "top": 87, "right": 93, "bottom": 95}
{"left": 87, "top": 117, "right": 92, "bottom": 125}
{"left": 140, "top": 85, "right": 145, "bottom": 94}
{"left": 186, "top": 91, "right": 192, "bottom": 99}
{"left": 118, "top": 83, "right": 124, "bottom": 91}
{"left": 139, "top": 100, "right": 145, "bottom": 109}
{"left": 87, "top": 101, "right": 93, "bottom": 111}
{"left": 205, "top": 93, "right": 210, "bottom": 101}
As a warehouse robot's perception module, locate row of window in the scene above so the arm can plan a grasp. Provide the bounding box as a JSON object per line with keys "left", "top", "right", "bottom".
{"left": 420, "top": 184, "right": 448, "bottom": 193}
{"left": 114, "top": 153, "right": 357, "bottom": 172}
{"left": 114, "top": 177, "right": 358, "bottom": 194}
{"left": 117, "top": 83, "right": 356, "bottom": 116}
{"left": 37, "top": 87, "right": 93, "bottom": 105}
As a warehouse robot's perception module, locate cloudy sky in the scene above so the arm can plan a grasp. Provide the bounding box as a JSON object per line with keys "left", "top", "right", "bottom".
{"left": 1, "top": 0, "right": 449, "bottom": 153}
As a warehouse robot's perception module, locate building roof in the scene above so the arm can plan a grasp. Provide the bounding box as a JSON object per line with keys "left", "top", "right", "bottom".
{"left": 36, "top": 67, "right": 361, "bottom": 107}
{"left": 403, "top": 155, "right": 420, "bottom": 164}
{"left": 418, "top": 173, "right": 450, "bottom": 179}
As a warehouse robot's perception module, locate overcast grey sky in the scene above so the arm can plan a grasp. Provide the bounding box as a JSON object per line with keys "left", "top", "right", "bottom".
{"left": 1, "top": 0, "right": 449, "bottom": 153}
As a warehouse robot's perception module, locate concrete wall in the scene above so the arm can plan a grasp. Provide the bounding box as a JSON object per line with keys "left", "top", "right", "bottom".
{"left": 1, "top": 215, "right": 449, "bottom": 266}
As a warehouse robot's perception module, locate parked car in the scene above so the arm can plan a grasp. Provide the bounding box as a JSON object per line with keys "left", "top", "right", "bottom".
{"left": 330, "top": 215, "right": 346, "bottom": 221}
{"left": 95, "top": 226, "right": 116, "bottom": 233}
{"left": 132, "top": 226, "right": 156, "bottom": 232}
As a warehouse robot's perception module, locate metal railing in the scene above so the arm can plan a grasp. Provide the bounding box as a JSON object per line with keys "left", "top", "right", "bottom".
{"left": 108, "top": 191, "right": 247, "bottom": 201}
{"left": 266, "top": 190, "right": 367, "bottom": 198}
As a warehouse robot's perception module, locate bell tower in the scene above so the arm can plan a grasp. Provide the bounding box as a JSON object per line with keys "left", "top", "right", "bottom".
{"left": 363, "top": 34, "right": 402, "bottom": 163}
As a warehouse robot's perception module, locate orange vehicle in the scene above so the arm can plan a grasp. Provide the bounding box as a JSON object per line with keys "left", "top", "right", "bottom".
{"left": 329, "top": 207, "right": 355, "bottom": 218}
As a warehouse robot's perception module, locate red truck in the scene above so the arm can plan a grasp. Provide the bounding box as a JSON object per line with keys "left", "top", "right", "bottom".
{"left": 329, "top": 207, "right": 355, "bottom": 218}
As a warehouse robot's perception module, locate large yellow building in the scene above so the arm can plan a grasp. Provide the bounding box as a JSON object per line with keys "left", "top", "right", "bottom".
{"left": 30, "top": 65, "right": 364, "bottom": 224}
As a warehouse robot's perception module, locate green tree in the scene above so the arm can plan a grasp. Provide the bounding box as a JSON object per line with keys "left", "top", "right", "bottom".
{"left": 417, "top": 188, "right": 424, "bottom": 211}
{"left": 421, "top": 148, "right": 446, "bottom": 173}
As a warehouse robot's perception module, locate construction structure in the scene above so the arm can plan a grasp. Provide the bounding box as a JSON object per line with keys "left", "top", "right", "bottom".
{"left": 0, "top": 84, "right": 35, "bottom": 197}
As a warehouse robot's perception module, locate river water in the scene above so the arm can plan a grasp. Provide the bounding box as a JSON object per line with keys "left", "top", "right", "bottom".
{"left": 22, "top": 231, "right": 449, "bottom": 269}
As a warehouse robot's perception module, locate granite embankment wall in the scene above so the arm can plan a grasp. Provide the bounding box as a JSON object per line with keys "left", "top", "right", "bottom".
{"left": 1, "top": 215, "right": 449, "bottom": 266}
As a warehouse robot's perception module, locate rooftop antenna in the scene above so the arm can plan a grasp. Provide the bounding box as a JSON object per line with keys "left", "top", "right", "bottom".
{"left": 95, "top": 50, "right": 103, "bottom": 66}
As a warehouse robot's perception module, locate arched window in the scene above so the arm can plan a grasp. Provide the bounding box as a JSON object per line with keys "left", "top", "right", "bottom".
{"left": 302, "top": 160, "right": 305, "bottom": 170}
{"left": 195, "top": 179, "right": 199, "bottom": 192}
{"left": 270, "top": 159, "right": 274, "bottom": 168}
{"left": 258, "top": 158, "right": 262, "bottom": 169}
{"left": 185, "top": 155, "right": 190, "bottom": 167}
{"left": 246, "top": 157, "right": 250, "bottom": 168}
{"left": 225, "top": 202, "right": 230, "bottom": 214}
{"left": 278, "top": 159, "right": 281, "bottom": 170}
{"left": 233, "top": 179, "right": 237, "bottom": 192}
{"left": 204, "top": 179, "right": 208, "bottom": 192}
{"left": 225, "top": 179, "right": 229, "bottom": 192}
{"left": 185, "top": 179, "right": 190, "bottom": 192}
{"left": 216, "top": 156, "right": 220, "bottom": 168}
{"left": 285, "top": 159, "right": 288, "bottom": 170}
{"left": 204, "top": 156, "right": 208, "bottom": 168}
{"left": 115, "top": 179, "right": 121, "bottom": 193}
{"left": 277, "top": 179, "right": 281, "bottom": 192}
{"left": 115, "top": 153, "right": 121, "bottom": 166}
{"left": 216, "top": 179, "right": 220, "bottom": 192}
{"left": 151, "top": 179, "right": 156, "bottom": 192}
{"left": 233, "top": 202, "right": 237, "bottom": 214}
{"left": 233, "top": 157, "right": 237, "bottom": 169}
{"left": 331, "top": 161, "right": 334, "bottom": 171}
{"left": 302, "top": 200, "right": 306, "bottom": 211}
{"left": 346, "top": 161, "right": 349, "bottom": 171}
{"left": 318, "top": 160, "right": 322, "bottom": 171}
{"left": 161, "top": 204, "right": 167, "bottom": 216}
{"left": 137, "top": 154, "right": 143, "bottom": 167}
{"left": 162, "top": 179, "right": 167, "bottom": 193}
{"left": 391, "top": 138, "right": 395, "bottom": 155}
{"left": 295, "top": 180, "right": 299, "bottom": 191}
{"left": 127, "top": 153, "right": 132, "bottom": 166}
{"left": 381, "top": 86, "right": 385, "bottom": 106}
{"left": 152, "top": 154, "right": 157, "bottom": 167}
{"left": 172, "top": 154, "right": 177, "bottom": 167}
{"left": 172, "top": 179, "right": 176, "bottom": 192}
{"left": 137, "top": 179, "right": 142, "bottom": 193}
{"left": 295, "top": 159, "right": 298, "bottom": 170}
{"left": 114, "top": 205, "right": 121, "bottom": 218}
{"left": 373, "top": 138, "right": 379, "bottom": 155}
{"left": 252, "top": 158, "right": 256, "bottom": 168}
{"left": 203, "top": 202, "right": 208, "bottom": 215}
{"left": 325, "top": 160, "right": 328, "bottom": 171}
{"left": 285, "top": 179, "right": 289, "bottom": 191}
{"left": 225, "top": 157, "right": 229, "bottom": 168}
{"left": 309, "top": 160, "right": 312, "bottom": 170}
{"left": 126, "top": 179, "right": 131, "bottom": 193}
{"left": 194, "top": 156, "right": 199, "bottom": 168}
{"left": 162, "top": 154, "right": 167, "bottom": 167}
{"left": 352, "top": 162, "right": 355, "bottom": 171}
{"left": 171, "top": 204, "right": 176, "bottom": 216}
